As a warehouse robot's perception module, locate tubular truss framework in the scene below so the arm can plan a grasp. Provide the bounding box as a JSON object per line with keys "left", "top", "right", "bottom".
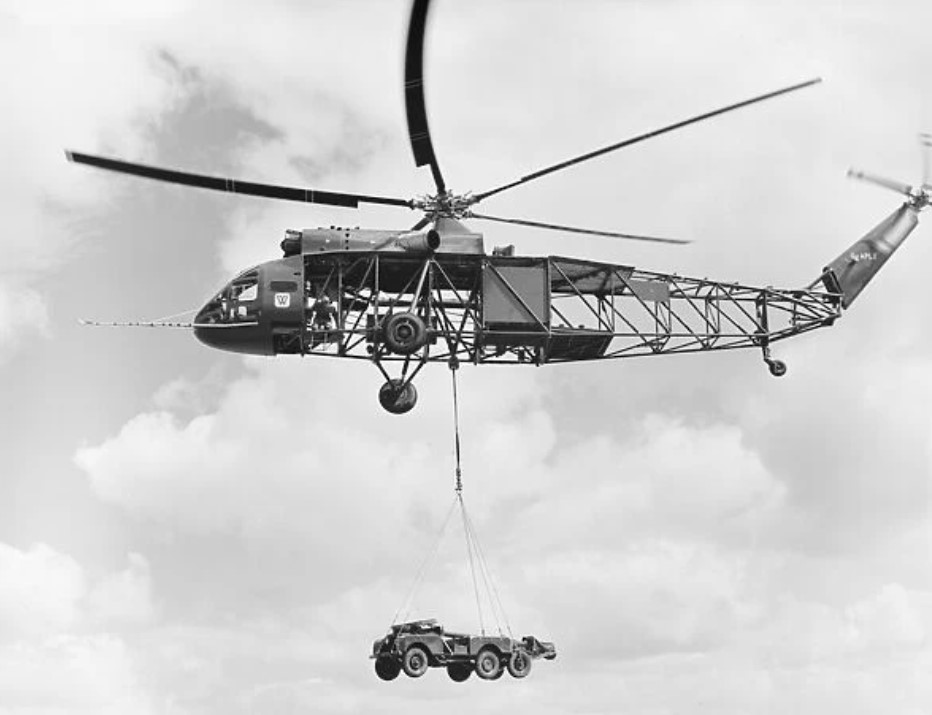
{"left": 300, "top": 253, "right": 841, "bottom": 373}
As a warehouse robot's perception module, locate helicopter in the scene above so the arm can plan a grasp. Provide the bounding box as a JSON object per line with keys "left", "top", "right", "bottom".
{"left": 68, "top": 0, "right": 929, "bottom": 414}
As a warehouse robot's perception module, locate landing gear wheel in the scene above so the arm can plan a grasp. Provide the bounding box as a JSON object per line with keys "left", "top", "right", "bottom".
{"left": 768, "top": 359, "right": 788, "bottom": 377}
{"left": 474, "top": 649, "right": 502, "bottom": 681}
{"left": 382, "top": 313, "right": 428, "bottom": 355}
{"left": 378, "top": 379, "right": 418, "bottom": 415}
{"left": 375, "top": 656, "right": 401, "bottom": 681}
{"left": 402, "top": 645, "right": 429, "bottom": 678}
{"left": 447, "top": 663, "right": 472, "bottom": 682}
{"left": 507, "top": 650, "right": 533, "bottom": 678}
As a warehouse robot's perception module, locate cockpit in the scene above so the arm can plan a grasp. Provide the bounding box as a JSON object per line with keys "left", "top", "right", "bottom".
{"left": 193, "top": 268, "right": 272, "bottom": 355}
{"left": 193, "top": 255, "right": 304, "bottom": 356}
{"left": 195, "top": 269, "right": 260, "bottom": 325}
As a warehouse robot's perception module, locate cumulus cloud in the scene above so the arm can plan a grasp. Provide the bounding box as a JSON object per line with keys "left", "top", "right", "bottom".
{"left": 0, "top": 542, "right": 158, "bottom": 713}
{"left": 11, "top": 0, "right": 932, "bottom": 712}
{"left": 0, "top": 543, "right": 86, "bottom": 638}
{"left": 0, "top": 283, "right": 50, "bottom": 362}
{"left": 0, "top": 2, "right": 181, "bottom": 361}
{"left": 72, "top": 347, "right": 932, "bottom": 712}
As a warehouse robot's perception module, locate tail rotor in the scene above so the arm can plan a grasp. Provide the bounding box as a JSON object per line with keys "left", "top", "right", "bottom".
{"left": 847, "top": 133, "right": 932, "bottom": 210}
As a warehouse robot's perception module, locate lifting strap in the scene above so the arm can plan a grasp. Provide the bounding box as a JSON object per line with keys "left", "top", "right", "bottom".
{"left": 450, "top": 361, "right": 512, "bottom": 639}
{"left": 388, "top": 360, "right": 513, "bottom": 638}
{"left": 451, "top": 359, "right": 486, "bottom": 632}
{"left": 451, "top": 359, "right": 463, "bottom": 494}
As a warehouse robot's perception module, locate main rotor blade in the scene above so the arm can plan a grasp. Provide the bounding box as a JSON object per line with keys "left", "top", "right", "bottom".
{"left": 66, "top": 151, "right": 412, "bottom": 209}
{"left": 847, "top": 168, "right": 912, "bottom": 197}
{"left": 469, "top": 212, "right": 689, "bottom": 244}
{"left": 404, "top": 0, "right": 446, "bottom": 193}
{"left": 475, "top": 78, "right": 822, "bottom": 203}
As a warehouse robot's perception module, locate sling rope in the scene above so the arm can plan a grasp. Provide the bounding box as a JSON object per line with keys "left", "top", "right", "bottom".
{"left": 388, "top": 359, "right": 512, "bottom": 637}
{"left": 450, "top": 360, "right": 485, "bottom": 632}
{"left": 450, "top": 360, "right": 512, "bottom": 638}
{"left": 392, "top": 496, "right": 458, "bottom": 627}
{"left": 462, "top": 502, "right": 513, "bottom": 639}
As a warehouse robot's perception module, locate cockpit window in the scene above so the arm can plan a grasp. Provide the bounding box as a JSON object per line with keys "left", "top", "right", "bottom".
{"left": 231, "top": 270, "right": 259, "bottom": 302}
{"left": 235, "top": 283, "right": 258, "bottom": 302}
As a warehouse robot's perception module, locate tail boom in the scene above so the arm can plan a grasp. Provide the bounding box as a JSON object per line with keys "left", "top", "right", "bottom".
{"left": 820, "top": 204, "right": 920, "bottom": 309}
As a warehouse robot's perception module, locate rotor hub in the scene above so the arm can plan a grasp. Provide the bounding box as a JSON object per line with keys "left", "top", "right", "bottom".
{"left": 907, "top": 188, "right": 932, "bottom": 211}
{"left": 411, "top": 190, "right": 478, "bottom": 220}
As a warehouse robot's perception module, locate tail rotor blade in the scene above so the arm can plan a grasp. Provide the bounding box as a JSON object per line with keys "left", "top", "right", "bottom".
{"left": 404, "top": 0, "right": 446, "bottom": 193}
{"left": 847, "top": 168, "right": 913, "bottom": 197}
{"left": 920, "top": 132, "right": 932, "bottom": 189}
{"left": 468, "top": 212, "right": 689, "bottom": 244}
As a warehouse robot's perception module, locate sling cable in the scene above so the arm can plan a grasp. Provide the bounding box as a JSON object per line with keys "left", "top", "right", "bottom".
{"left": 369, "top": 358, "right": 556, "bottom": 683}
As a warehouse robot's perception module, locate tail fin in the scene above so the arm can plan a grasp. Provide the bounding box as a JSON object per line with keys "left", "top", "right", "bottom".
{"left": 820, "top": 137, "right": 931, "bottom": 308}
{"left": 821, "top": 203, "right": 919, "bottom": 308}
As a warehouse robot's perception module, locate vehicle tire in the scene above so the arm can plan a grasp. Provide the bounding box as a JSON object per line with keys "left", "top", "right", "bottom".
{"left": 474, "top": 648, "right": 501, "bottom": 681}
{"left": 378, "top": 379, "right": 418, "bottom": 415}
{"left": 382, "top": 313, "right": 428, "bottom": 355}
{"left": 402, "top": 645, "right": 430, "bottom": 678}
{"left": 447, "top": 663, "right": 472, "bottom": 682}
{"left": 507, "top": 650, "right": 532, "bottom": 679}
{"left": 374, "top": 656, "right": 401, "bottom": 681}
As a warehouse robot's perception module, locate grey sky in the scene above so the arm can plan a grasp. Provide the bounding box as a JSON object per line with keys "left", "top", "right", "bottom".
{"left": 2, "top": 0, "right": 932, "bottom": 713}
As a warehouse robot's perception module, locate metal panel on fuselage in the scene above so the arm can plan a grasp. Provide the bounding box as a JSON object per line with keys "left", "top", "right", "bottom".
{"left": 262, "top": 255, "right": 305, "bottom": 330}
{"left": 482, "top": 257, "right": 550, "bottom": 326}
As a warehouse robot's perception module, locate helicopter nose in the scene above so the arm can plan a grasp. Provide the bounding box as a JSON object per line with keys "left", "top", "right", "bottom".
{"left": 193, "top": 270, "right": 273, "bottom": 355}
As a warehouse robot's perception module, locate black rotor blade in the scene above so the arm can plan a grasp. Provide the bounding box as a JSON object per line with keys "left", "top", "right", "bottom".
{"left": 405, "top": 0, "right": 446, "bottom": 193}
{"left": 65, "top": 151, "right": 412, "bottom": 209}
{"left": 469, "top": 212, "right": 689, "bottom": 244}
{"left": 410, "top": 215, "right": 433, "bottom": 231}
{"left": 476, "top": 78, "right": 822, "bottom": 203}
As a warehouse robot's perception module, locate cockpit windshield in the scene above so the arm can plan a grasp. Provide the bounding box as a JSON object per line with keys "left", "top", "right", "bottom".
{"left": 196, "top": 269, "right": 260, "bottom": 324}
{"left": 233, "top": 282, "right": 258, "bottom": 302}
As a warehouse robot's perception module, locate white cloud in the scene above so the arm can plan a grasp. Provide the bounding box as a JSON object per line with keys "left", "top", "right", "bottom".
{"left": 86, "top": 553, "right": 155, "bottom": 628}
{"left": 0, "top": 282, "right": 50, "bottom": 361}
{"left": 0, "top": 635, "right": 158, "bottom": 715}
{"left": 0, "top": 3, "right": 183, "bottom": 362}
{"left": 9, "top": 0, "right": 932, "bottom": 712}
{"left": 0, "top": 542, "right": 159, "bottom": 713}
{"left": 0, "top": 543, "right": 85, "bottom": 637}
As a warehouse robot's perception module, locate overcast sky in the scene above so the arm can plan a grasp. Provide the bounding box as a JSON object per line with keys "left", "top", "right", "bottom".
{"left": 2, "top": 0, "right": 932, "bottom": 713}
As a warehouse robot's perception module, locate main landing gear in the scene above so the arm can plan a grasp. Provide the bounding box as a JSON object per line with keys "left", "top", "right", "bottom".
{"left": 375, "top": 312, "right": 431, "bottom": 414}
{"left": 379, "top": 378, "right": 419, "bottom": 414}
